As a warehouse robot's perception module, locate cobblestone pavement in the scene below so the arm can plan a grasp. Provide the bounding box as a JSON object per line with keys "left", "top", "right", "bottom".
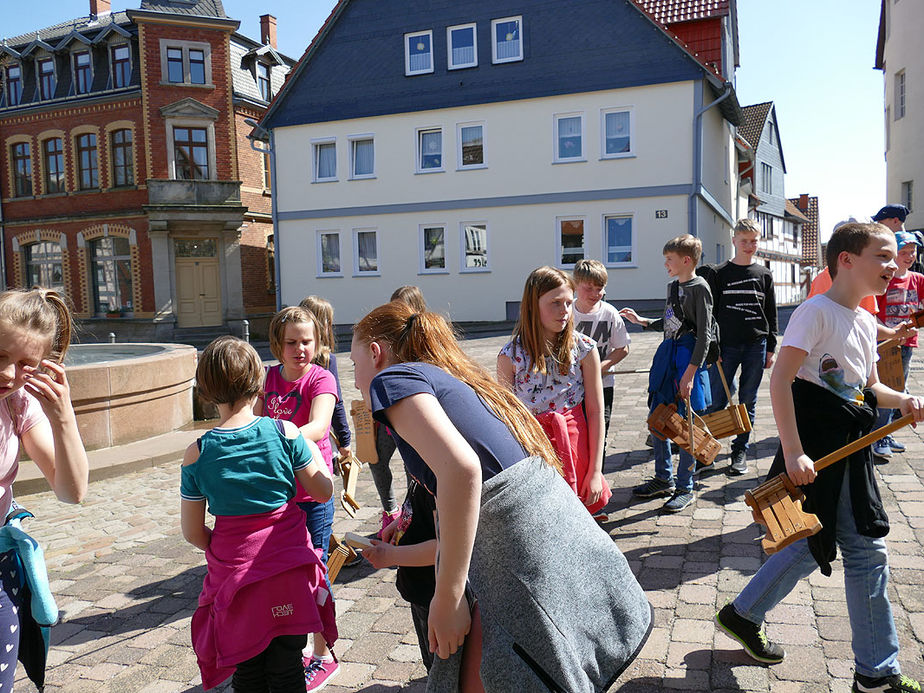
{"left": 12, "top": 332, "right": 924, "bottom": 692}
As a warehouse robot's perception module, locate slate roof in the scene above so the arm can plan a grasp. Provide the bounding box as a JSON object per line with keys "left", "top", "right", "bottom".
{"left": 139, "top": 0, "right": 227, "bottom": 18}
{"left": 634, "top": 0, "right": 729, "bottom": 25}
{"left": 230, "top": 37, "right": 293, "bottom": 106}
{"left": 3, "top": 12, "right": 133, "bottom": 48}
{"left": 263, "top": 0, "right": 742, "bottom": 130}
{"left": 737, "top": 101, "right": 772, "bottom": 149}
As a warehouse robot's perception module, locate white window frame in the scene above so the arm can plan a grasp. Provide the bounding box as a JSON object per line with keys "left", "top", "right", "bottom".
{"left": 416, "top": 126, "right": 444, "bottom": 173}
{"left": 353, "top": 228, "right": 380, "bottom": 276}
{"left": 312, "top": 138, "right": 337, "bottom": 182}
{"left": 459, "top": 221, "right": 490, "bottom": 272}
{"left": 491, "top": 16, "right": 523, "bottom": 64}
{"left": 556, "top": 216, "right": 586, "bottom": 269}
{"left": 419, "top": 224, "right": 448, "bottom": 274}
{"left": 158, "top": 39, "right": 213, "bottom": 86}
{"left": 405, "top": 30, "right": 434, "bottom": 76}
{"left": 553, "top": 112, "right": 585, "bottom": 163}
{"left": 447, "top": 23, "right": 478, "bottom": 70}
{"left": 316, "top": 230, "right": 343, "bottom": 277}
{"left": 456, "top": 121, "right": 486, "bottom": 170}
{"left": 602, "top": 214, "right": 636, "bottom": 268}
{"left": 760, "top": 162, "right": 772, "bottom": 194}
{"left": 901, "top": 180, "right": 913, "bottom": 212}
{"left": 348, "top": 135, "right": 375, "bottom": 179}
{"left": 600, "top": 107, "right": 634, "bottom": 159}
{"left": 895, "top": 70, "right": 906, "bottom": 119}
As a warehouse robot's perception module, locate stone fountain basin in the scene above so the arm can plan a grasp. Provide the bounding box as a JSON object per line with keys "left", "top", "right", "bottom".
{"left": 64, "top": 343, "right": 197, "bottom": 450}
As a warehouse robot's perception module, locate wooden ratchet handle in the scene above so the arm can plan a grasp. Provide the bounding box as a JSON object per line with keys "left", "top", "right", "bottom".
{"left": 813, "top": 413, "right": 914, "bottom": 473}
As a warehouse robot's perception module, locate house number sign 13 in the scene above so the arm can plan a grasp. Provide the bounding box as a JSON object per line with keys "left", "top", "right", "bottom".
{"left": 655, "top": 210, "right": 668, "bottom": 219}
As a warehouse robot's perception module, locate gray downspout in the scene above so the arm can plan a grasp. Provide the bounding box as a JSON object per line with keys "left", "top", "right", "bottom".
{"left": 270, "top": 130, "right": 281, "bottom": 311}
{"left": 690, "top": 80, "right": 733, "bottom": 239}
{"left": 0, "top": 194, "right": 5, "bottom": 290}
{"left": 245, "top": 119, "right": 281, "bottom": 311}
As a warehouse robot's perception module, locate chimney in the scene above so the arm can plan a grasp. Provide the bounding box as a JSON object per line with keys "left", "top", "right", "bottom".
{"left": 90, "top": 0, "right": 111, "bottom": 19}
{"left": 260, "top": 15, "right": 277, "bottom": 49}
{"left": 798, "top": 194, "right": 809, "bottom": 211}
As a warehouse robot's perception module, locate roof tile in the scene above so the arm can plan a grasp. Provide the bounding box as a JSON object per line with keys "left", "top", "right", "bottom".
{"left": 634, "top": 0, "right": 729, "bottom": 25}
{"left": 738, "top": 101, "right": 772, "bottom": 149}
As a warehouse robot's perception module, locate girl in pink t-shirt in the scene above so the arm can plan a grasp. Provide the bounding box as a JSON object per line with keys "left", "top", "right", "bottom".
{"left": 0, "top": 288, "right": 88, "bottom": 691}
{"left": 256, "top": 305, "right": 340, "bottom": 686}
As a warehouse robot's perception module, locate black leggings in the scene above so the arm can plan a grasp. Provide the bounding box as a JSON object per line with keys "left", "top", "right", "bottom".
{"left": 231, "top": 633, "right": 307, "bottom": 693}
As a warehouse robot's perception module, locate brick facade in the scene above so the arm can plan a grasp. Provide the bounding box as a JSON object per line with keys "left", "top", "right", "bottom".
{"left": 0, "top": 2, "right": 290, "bottom": 335}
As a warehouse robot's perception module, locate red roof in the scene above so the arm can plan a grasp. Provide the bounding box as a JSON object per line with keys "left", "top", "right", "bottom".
{"left": 789, "top": 195, "right": 821, "bottom": 266}
{"left": 634, "top": 0, "right": 730, "bottom": 25}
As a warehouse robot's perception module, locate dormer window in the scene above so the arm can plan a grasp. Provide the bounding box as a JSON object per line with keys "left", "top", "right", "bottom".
{"left": 492, "top": 16, "right": 523, "bottom": 63}
{"left": 73, "top": 51, "right": 92, "bottom": 94}
{"left": 38, "top": 58, "right": 56, "bottom": 100}
{"left": 111, "top": 44, "right": 131, "bottom": 88}
{"left": 405, "top": 30, "right": 433, "bottom": 76}
{"left": 257, "top": 62, "right": 271, "bottom": 101}
{"left": 5, "top": 65, "right": 22, "bottom": 106}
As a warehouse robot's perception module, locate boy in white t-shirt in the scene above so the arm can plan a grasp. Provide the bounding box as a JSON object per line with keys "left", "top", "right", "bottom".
{"left": 715, "top": 222, "right": 924, "bottom": 693}
{"left": 572, "top": 259, "right": 630, "bottom": 441}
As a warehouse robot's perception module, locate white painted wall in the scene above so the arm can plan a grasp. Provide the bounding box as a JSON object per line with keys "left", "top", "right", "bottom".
{"left": 278, "top": 194, "right": 691, "bottom": 323}
{"left": 882, "top": 0, "right": 923, "bottom": 230}
{"left": 273, "top": 80, "right": 737, "bottom": 323}
{"left": 274, "top": 82, "right": 697, "bottom": 211}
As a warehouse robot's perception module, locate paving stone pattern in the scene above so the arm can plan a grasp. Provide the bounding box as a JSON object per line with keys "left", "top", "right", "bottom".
{"left": 13, "top": 333, "right": 924, "bottom": 691}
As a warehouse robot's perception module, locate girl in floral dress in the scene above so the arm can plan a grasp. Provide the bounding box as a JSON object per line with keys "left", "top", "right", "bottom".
{"left": 497, "top": 266, "right": 611, "bottom": 514}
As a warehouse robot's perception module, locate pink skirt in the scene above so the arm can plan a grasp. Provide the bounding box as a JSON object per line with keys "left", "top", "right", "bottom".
{"left": 536, "top": 404, "right": 612, "bottom": 514}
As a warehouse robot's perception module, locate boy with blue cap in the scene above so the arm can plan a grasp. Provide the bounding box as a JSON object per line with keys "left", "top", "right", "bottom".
{"left": 872, "top": 228, "right": 924, "bottom": 458}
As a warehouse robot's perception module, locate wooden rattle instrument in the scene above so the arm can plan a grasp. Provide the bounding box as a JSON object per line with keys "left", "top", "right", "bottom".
{"left": 344, "top": 532, "right": 374, "bottom": 550}
{"left": 745, "top": 413, "right": 914, "bottom": 555}
{"left": 350, "top": 399, "right": 377, "bottom": 464}
{"left": 326, "top": 535, "right": 358, "bottom": 583}
{"left": 647, "top": 400, "right": 722, "bottom": 466}
{"left": 699, "top": 360, "right": 752, "bottom": 439}
{"left": 338, "top": 452, "right": 362, "bottom": 518}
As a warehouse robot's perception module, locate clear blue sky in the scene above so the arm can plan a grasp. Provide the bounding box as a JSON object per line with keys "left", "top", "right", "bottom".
{"left": 5, "top": 0, "right": 885, "bottom": 239}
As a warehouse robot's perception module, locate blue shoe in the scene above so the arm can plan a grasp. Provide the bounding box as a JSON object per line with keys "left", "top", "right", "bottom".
{"left": 872, "top": 439, "right": 893, "bottom": 459}
{"left": 886, "top": 435, "right": 906, "bottom": 452}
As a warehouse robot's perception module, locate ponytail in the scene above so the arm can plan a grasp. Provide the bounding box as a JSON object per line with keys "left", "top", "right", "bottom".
{"left": 354, "top": 302, "right": 562, "bottom": 472}
{"left": 0, "top": 287, "right": 74, "bottom": 362}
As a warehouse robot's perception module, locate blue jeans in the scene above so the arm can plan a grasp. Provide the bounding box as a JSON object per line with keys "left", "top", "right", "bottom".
{"left": 298, "top": 498, "right": 334, "bottom": 563}
{"left": 708, "top": 340, "right": 766, "bottom": 454}
{"left": 875, "top": 345, "right": 914, "bottom": 429}
{"left": 732, "top": 473, "right": 899, "bottom": 678}
{"left": 653, "top": 436, "right": 695, "bottom": 492}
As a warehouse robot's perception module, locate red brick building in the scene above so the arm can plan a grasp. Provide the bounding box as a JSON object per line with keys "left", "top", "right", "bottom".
{"left": 0, "top": 0, "right": 291, "bottom": 340}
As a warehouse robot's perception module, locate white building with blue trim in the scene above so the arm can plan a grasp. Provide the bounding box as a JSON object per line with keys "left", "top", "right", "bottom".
{"left": 259, "top": 0, "right": 744, "bottom": 323}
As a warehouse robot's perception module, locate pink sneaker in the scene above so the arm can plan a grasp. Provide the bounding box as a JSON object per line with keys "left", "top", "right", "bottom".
{"left": 377, "top": 509, "right": 400, "bottom": 539}
{"left": 305, "top": 654, "right": 340, "bottom": 691}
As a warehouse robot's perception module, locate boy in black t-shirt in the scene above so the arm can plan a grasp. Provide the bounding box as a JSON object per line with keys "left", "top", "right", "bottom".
{"left": 699, "top": 218, "right": 777, "bottom": 475}
{"left": 363, "top": 479, "right": 437, "bottom": 670}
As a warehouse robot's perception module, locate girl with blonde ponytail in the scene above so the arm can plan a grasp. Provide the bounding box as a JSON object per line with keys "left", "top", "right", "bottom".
{"left": 0, "top": 288, "right": 88, "bottom": 690}
{"left": 351, "top": 301, "right": 651, "bottom": 691}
